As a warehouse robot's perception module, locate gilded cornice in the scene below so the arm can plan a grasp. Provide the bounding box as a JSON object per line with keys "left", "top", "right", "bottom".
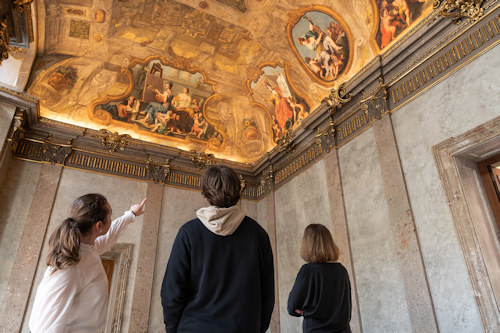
{"left": 6, "top": 5, "right": 500, "bottom": 199}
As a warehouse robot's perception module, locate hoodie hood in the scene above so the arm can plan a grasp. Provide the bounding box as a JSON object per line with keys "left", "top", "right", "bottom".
{"left": 196, "top": 205, "right": 246, "bottom": 236}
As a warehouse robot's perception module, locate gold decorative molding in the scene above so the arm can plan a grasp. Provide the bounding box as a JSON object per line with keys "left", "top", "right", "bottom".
{"left": 1, "top": 17, "right": 10, "bottom": 65}
{"left": 322, "top": 83, "right": 352, "bottom": 114}
{"left": 259, "top": 164, "right": 274, "bottom": 192}
{"left": 41, "top": 134, "right": 73, "bottom": 165}
{"left": 434, "top": 0, "right": 485, "bottom": 24}
{"left": 239, "top": 174, "right": 246, "bottom": 193}
{"left": 7, "top": 109, "right": 27, "bottom": 152}
{"left": 13, "top": 0, "right": 34, "bottom": 12}
{"left": 146, "top": 157, "right": 171, "bottom": 184}
{"left": 315, "top": 116, "right": 336, "bottom": 153}
{"left": 96, "top": 129, "right": 131, "bottom": 153}
{"left": 276, "top": 131, "right": 295, "bottom": 154}
{"left": 190, "top": 150, "right": 215, "bottom": 169}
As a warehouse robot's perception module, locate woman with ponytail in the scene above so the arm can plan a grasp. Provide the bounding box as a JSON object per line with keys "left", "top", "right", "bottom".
{"left": 29, "top": 193, "right": 146, "bottom": 333}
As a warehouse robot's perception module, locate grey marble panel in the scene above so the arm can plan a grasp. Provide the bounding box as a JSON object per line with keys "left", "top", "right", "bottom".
{"left": 148, "top": 186, "right": 206, "bottom": 332}
{"left": 0, "top": 160, "right": 41, "bottom": 304}
{"left": 20, "top": 168, "right": 147, "bottom": 332}
{"left": 390, "top": 46, "right": 500, "bottom": 333}
{"left": 338, "top": 129, "right": 412, "bottom": 332}
{"left": 274, "top": 160, "right": 334, "bottom": 333}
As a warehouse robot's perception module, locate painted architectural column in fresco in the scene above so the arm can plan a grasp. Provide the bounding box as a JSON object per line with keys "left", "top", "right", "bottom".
{"left": 372, "top": 114, "right": 438, "bottom": 332}
{"left": 0, "top": 163, "right": 63, "bottom": 332}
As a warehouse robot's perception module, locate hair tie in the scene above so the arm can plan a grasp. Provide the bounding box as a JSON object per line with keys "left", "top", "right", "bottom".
{"left": 67, "top": 217, "right": 76, "bottom": 227}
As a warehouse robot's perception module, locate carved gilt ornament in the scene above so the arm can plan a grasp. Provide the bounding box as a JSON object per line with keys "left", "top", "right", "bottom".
{"left": 97, "top": 129, "right": 131, "bottom": 153}
{"left": 434, "top": 0, "right": 485, "bottom": 24}
{"left": 191, "top": 151, "right": 215, "bottom": 169}
{"left": 322, "top": 83, "right": 352, "bottom": 115}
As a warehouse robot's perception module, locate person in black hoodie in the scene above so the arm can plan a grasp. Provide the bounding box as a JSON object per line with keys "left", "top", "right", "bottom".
{"left": 161, "top": 165, "right": 275, "bottom": 333}
{"left": 288, "top": 224, "right": 352, "bottom": 333}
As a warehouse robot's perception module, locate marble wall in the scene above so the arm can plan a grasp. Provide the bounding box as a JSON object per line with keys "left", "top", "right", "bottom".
{"left": 0, "top": 159, "right": 41, "bottom": 303}
{"left": 338, "top": 129, "right": 412, "bottom": 332}
{"left": 389, "top": 44, "right": 500, "bottom": 333}
{"left": 274, "top": 160, "right": 334, "bottom": 333}
{"left": 19, "top": 167, "right": 148, "bottom": 332}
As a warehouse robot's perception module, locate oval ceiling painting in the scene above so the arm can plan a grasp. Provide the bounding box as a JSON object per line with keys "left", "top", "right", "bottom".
{"left": 288, "top": 6, "right": 352, "bottom": 84}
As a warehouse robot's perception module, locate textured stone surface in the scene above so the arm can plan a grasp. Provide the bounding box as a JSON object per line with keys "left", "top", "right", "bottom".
{"left": 391, "top": 45, "right": 500, "bottom": 333}
{"left": 323, "top": 149, "right": 362, "bottom": 333}
{"left": 0, "top": 163, "right": 62, "bottom": 333}
{"left": 372, "top": 115, "right": 438, "bottom": 332}
{"left": 338, "top": 129, "right": 412, "bottom": 332}
{"left": 148, "top": 186, "right": 206, "bottom": 332}
{"left": 0, "top": 160, "right": 41, "bottom": 304}
{"left": 274, "top": 160, "right": 334, "bottom": 333}
{"left": 0, "top": 101, "right": 15, "bottom": 152}
{"left": 19, "top": 167, "right": 148, "bottom": 332}
{"left": 241, "top": 198, "right": 259, "bottom": 222}
{"left": 129, "top": 182, "right": 163, "bottom": 332}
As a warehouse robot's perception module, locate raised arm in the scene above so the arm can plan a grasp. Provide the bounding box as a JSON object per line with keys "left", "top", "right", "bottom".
{"left": 95, "top": 198, "right": 147, "bottom": 254}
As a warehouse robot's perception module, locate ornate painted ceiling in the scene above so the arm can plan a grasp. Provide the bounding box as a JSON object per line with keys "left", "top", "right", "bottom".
{"left": 25, "top": 0, "right": 433, "bottom": 164}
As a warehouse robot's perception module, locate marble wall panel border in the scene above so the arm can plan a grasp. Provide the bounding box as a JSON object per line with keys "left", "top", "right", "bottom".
{"left": 433, "top": 116, "right": 500, "bottom": 332}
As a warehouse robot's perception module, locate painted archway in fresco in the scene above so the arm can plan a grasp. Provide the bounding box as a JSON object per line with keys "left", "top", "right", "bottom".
{"left": 373, "top": 0, "right": 433, "bottom": 50}
{"left": 248, "top": 63, "right": 311, "bottom": 143}
{"left": 287, "top": 6, "right": 353, "bottom": 85}
{"left": 88, "top": 57, "right": 225, "bottom": 151}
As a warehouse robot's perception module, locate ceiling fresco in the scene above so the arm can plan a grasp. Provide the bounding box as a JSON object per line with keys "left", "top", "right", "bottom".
{"left": 26, "top": 0, "right": 433, "bottom": 164}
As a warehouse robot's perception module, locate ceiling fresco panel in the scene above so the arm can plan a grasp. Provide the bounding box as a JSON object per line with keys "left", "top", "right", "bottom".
{"left": 374, "top": 0, "right": 433, "bottom": 49}
{"left": 16, "top": 0, "right": 440, "bottom": 164}
{"left": 287, "top": 6, "right": 353, "bottom": 85}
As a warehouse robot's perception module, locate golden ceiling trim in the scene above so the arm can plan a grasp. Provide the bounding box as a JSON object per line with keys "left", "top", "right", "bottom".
{"left": 322, "top": 82, "right": 352, "bottom": 115}
{"left": 95, "top": 129, "right": 132, "bottom": 153}
{"left": 390, "top": 10, "right": 499, "bottom": 107}
{"left": 285, "top": 5, "right": 355, "bottom": 87}
{"left": 190, "top": 150, "right": 216, "bottom": 169}
{"left": 434, "top": 0, "right": 485, "bottom": 24}
{"left": 387, "top": 1, "right": 498, "bottom": 87}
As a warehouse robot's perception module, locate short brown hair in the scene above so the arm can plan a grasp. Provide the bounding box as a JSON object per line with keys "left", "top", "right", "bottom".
{"left": 201, "top": 165, "right": 241, "bottom": 208}
{"left": 300, "top": 224, "right": 339, "bottom": 263}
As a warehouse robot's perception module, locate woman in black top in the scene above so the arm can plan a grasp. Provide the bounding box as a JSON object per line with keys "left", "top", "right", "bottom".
{"left": 288, "top": 224, "right": 352, "bottom": 333}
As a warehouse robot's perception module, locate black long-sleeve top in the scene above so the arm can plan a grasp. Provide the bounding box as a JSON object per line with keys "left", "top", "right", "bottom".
{"left": 288, "top": 262, "right": 351, "bottom": 333}
{"left": 161, "top": 216, "right": 275, "bottom": 333}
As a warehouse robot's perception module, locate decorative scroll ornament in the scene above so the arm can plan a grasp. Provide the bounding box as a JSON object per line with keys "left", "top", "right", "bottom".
{"left": 433, "top": 0, "right": 484, "bottom": 24}
{"left": 315, "top": 117, "right": 336, "bottom": 153}
{"left": 260, "top": 164, "right": 274, "bottom": 192}
{"left": 276, "top": 131, "right": 295, "bottom": 154}
{"left": 239, "top": 174, "right": 246, "bottom": 193}
{"left": 42, "top": 134, "right": 73, "bottom": 165}
{"left": 360, "top": 77, "right": 388, "bottom": 120}
{"left": 8, "top": 109, "right": 26, "bottom": 152}
{"left": 191, "top": 150, "right": 215, "bottom": 169}
{"left": 13, "top": 0, "right": 34, "bottom": 12}
{"left": 1, "top": 18, "right": 10, "bottom": 65}
{"left": 147, "top": 157, "right": 171, "bottom": 184}
{"left": 322, "top": 83, "right": 352, "bottom": 114}
{"left": 97, "top": 129, "right": 131, "bottom": 152}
